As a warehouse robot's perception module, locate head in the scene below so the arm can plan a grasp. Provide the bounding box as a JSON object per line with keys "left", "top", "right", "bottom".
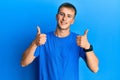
{"left": 57, "top": 3, "right": 77, "bottom": 17}
{"left": 56, "top": 2, "right": 77, "bottom": 30}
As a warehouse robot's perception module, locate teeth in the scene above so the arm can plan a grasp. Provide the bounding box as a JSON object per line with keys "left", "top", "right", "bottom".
{"left": 61, "top": 22, "right": 67, "bottom": 25}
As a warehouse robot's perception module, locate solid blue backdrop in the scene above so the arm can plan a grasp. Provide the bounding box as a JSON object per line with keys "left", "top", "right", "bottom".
{"left": 0, "top": 0, "right": 120, "bottom": 80}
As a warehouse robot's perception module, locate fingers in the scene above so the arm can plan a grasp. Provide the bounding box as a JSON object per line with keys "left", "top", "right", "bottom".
{"left": 36, "top": 34, "right": 47, "bottom": 46}
{"left": 84, "top": 29, "right": 89, "bottom": 37}
{"left": 35, "top": 26, "right": 47, "bottom": 46}
{"left": 39, "top": 34, "right": 47, "bottom": 44}
{"left": 37, "top": 26, "right": 41, "bottom": 35}
{"left": 76, "top": 36, "right": 81, "bottom": 46}
{"left": 76, "top": 29, "right": 89, "bottom": 48}
{"left": 76, "top": 36, "right": 87, "bottom": 48}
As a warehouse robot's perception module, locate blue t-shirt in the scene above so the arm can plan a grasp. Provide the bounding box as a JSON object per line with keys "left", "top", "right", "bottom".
{"left": 34, "top": 31, "right": 86, "bottom": 80}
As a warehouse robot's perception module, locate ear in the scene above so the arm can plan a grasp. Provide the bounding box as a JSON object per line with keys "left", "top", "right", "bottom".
{"left": 56, "top": 14, "right": 58, "bottom": 20}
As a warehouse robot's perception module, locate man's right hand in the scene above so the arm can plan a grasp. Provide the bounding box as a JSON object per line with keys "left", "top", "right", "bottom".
{"left": 34, "top": 26, "right": 47, "bottom": 46}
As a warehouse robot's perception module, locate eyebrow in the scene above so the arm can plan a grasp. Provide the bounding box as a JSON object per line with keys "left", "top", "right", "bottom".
{"left": 59, "top": 12, "right": 73, "bottom": 16}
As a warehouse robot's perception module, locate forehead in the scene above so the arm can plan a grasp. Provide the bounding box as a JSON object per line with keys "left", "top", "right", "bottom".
{"left": 59, "top": 7, "right": 75, "bottom": 15}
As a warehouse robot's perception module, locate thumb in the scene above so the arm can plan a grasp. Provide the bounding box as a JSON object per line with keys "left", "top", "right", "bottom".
{"left": 37, "top": 26, "right": 41, "bottom": 34}
{"left": 84, "top": 29, "right": 89, "bottom": 36}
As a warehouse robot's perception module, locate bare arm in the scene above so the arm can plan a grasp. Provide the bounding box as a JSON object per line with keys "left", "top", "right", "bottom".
{"left": 21, "top": 26, "right": 46, "bottom": 67}
{"left": 85, "top": 51, "right": 99, "bottom": 73}
{"left": 21, "top": 41, "right": 37, "bottom": 67}
{"left": 77, "top": 29, "right": 99, "bottom": 73}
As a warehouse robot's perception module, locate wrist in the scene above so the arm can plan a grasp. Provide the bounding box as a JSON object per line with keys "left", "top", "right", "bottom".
{"left": 84, "top": 45, "right": 93, "bottom": 52}
{"left": 32, "top": 40, "right": 38, "bottom": 48}
{"left": 84, "top": 44, "right": 90, "bottom": 49}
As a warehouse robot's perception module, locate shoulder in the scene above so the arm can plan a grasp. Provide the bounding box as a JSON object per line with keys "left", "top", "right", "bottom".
{"left": 45, "top": 31, "right": 53, "bottom": 35}
{"left": 44, "top": 31, "right": 54, "bottom": 36}
{"left": 45, "top": 31, "right": 54, "bottom": 39}
{"left": 70, "top": 31, "right": 79, "bottom": 37}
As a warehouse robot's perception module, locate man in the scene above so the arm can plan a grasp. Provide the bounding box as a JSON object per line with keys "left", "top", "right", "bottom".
{"left": 21, "top": 2, "right": 99, "bottom": 80}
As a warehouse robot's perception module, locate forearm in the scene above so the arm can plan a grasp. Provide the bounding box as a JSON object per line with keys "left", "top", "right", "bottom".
{"left": 21, "top": 40, "right": 37, "bottom": 67}
{"left": 86, "top": 51, "right": 99, "bottom": 73}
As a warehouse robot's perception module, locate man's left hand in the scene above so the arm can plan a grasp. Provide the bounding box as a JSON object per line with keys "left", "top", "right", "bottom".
{"left": 76, "top": 29, "right": 90, "bottom": 49}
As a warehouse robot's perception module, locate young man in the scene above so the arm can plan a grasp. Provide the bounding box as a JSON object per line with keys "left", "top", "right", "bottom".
{"left": 21, "top": 2, "right": 99, "bottom": 80}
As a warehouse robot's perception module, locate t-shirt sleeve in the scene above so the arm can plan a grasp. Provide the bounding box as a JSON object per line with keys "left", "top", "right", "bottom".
{"left": 79, "top": 48, "right": 86, "bottom": 61}
{"left": 34, "top": 46, "right": 40, "bottom": 57}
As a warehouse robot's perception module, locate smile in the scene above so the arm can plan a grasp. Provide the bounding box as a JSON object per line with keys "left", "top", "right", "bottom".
{"left": 61, "top": 21, "right": 67, "bottom": 25}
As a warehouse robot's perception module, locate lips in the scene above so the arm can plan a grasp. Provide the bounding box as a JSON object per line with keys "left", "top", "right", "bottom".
{"left": 61, "top": 21, "right": 67, "bottom": 25}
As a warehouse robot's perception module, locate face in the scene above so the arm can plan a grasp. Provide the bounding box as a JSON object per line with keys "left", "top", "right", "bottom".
{"left": 56, "top": 7, "right": 75, "bottom": 30}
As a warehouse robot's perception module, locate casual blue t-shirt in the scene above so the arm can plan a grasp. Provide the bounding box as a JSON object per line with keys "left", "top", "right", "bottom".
{"left": 34, "top": 31, "right": 86, "bottom": 80}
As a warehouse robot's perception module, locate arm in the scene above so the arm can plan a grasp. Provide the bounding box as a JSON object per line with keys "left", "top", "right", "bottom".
{"left": 21, "top": 41, "right": 37, "bottom": 67}
{"left": 85, "top": 50, "right": 99, "bottom": 73}
{"left": 84, "top": 44, "right": 99, "bottom": 73}
{"left": 77, "top": 29, "right": 99, "bottom": 73}
{"left": 21, "top": 26, "right": 46, "bottom": 67}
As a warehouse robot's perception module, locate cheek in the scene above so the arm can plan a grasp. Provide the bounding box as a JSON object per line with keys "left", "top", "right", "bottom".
{"left": 57, "top": 16, "right": 62, "bottom": 21}
{"left": 68, "top": 20, "right": 74, "bottom": 24}
{"left": 71, "top": 19, "right": 74, "bottom": 24}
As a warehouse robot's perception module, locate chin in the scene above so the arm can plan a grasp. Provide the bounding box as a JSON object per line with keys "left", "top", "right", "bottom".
{"left": 59, "top": 26, "right": 70, "bottom": 30}
{"left": 57, "top": 24, "right": 70, "bottom": 30}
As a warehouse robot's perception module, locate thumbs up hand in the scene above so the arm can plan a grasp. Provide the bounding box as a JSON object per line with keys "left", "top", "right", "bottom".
{"left": 34, "top": 26, "right": 47, "bottom": 46}
{"left": 76, "top": 29, "right": 90, "bottom": 49}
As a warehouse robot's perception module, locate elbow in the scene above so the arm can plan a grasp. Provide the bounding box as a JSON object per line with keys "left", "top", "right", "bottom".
{"left": 20, "top": 60, "right": 29, "bottom": 67}
{"left": 20, "top": 56, "right": 35, "bottom": 67}
{"left": 87, "top": 63, "right": 99, "bottom": 73}
{"left": 92, "top": 67, "right": 99, "bottom": 73}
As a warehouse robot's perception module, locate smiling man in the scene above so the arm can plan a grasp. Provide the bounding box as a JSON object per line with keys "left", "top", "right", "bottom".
{"left": 21, "top": 2, "right": 99, "bottom": 80}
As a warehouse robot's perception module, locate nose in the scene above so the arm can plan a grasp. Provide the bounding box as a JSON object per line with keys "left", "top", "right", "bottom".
{"left": 62, "top": 15, "right": 67, "bottom": 21}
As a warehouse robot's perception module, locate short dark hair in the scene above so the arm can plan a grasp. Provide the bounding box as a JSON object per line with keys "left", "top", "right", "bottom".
{"left": 57, "top": 2, "right": 77, "bottom": 17}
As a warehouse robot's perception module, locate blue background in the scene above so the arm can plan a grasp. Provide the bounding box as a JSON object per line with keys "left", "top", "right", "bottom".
{"left": 0, "top": 0, "right": 120, "bottom": 80}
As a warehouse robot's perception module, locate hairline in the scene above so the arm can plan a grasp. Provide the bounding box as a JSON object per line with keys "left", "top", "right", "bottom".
{"left": 57, "top": 3, "right": 77, "bottom": 17}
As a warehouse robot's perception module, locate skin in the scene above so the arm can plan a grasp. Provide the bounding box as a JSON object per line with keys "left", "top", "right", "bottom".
{"left": 21, "top": 7, "right": 99, "bottom": 73}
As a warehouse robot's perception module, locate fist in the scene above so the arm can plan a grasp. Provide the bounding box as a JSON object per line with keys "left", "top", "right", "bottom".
{"left": 76, "top": 29, "right": 90, "bottom": 49}
{"left": 34, "top": 26, "right": 47, "bottom": 46}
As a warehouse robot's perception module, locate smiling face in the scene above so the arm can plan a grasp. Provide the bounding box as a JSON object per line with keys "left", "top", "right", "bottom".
{"left": 56, "top": 7, "right": 75, "bottom": 30}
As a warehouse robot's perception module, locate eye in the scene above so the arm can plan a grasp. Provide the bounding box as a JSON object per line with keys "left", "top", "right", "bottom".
{"left": 59, "top": 12, "right": 64, "bottom": 16}
{"left": 68, "top": 15, "right": 72, "bottom": 18}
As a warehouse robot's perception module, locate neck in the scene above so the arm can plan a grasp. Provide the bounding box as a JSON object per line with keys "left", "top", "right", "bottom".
{"left": 55, "top": 27, "right": 70, "bottom": 38}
